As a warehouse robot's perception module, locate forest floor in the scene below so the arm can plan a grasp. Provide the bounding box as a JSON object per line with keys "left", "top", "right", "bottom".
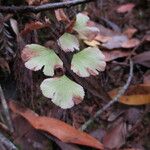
{"left": 0, "top": 0, "right": 150, "bottom": 150}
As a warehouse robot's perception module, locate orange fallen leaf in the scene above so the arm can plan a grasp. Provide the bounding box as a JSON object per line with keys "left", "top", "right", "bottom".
{"left": 109, "top": 84, "right": 150, "bottom": 105}
{"left": 119, "top": 94, "right": 150, "bottom": 105}
{"left": 21, "top": 21, "right": 50, "bottom": 36}
{"left": 95, "top": 34, "right": 111, "bottom": 43}
{"left": 116, "top": 3, "right": 135, "bottom": 13}
{"left": 9, "top": 101, "right": 104, "bottom": 149}
{"left": 121, "top": 38, "right": 140, "bottom": 48}
{"left": 123, "top": 27, "right": 137, "bottom": 39}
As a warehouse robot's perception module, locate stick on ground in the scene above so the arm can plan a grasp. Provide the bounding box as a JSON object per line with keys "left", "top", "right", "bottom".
{"left": 0, "top": 0, "right": 95, "bottom": 13}
{"left": 80, "top": 59, "right": 134, "bottom": 131}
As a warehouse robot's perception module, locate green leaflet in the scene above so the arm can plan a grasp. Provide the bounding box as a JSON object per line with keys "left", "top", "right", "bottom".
{"left": 71, "top": 47, "right": 106, "bottom": 77}
{"left": 73, "top": 13, "right": 89, "bottom": 31}
{"left": 73, "top": 13, "right": 99, "bottom": 40}
{"left": 21, "top": 44, "right": 63, "bottom": 76}
{"left": 58, "top": 33, "right": 79, "bottom": 52}
{"left": 40, "top": 75, "right": 85, "bottom": 109}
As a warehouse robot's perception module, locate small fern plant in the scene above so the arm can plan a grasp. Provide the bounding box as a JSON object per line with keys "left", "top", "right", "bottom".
{"left": 21, "top": 13, "right": 106, "bottom": 109}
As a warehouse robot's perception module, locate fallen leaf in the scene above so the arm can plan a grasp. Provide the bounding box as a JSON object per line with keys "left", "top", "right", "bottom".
{"left": 125, "top": 108, "right": 142, "bottom": 124}
{"left": 9, "top": 101, "right": 104, "bottom": 149}
{"left": 116, "top": 3, "right": 135, "bottom": 13}
{"left": 40, "top": 75, "right": 85, "bottom": 109}
{"left": 55, "top": 9, "right": 69, "bottom": 22}
{"left": 144, "top": 71, "right": 150, "bottom": 84}
{"left": 96, "top": 24, "right": 118, "bottom": 37}
{"left": 133, "top": 51, "right": 150, "bottom": 68}
{"left": 21, "top": 44, "right": 63, "bottom": 76}
{"left": 109, "top": 84, "right": 150, "bottom": 105}
{"left": 71, "top": 47, "right": 106, "bottom": 77}
{"left": 21, "top": 21, "right": 50, "bottom": 36}
{"left": 144, "top": 34, "right": 150, "bottom": 42}
{"left": 90, "top": 128, "right": 106, "bottom": 142}
{"left": 103, "top": 121, "right": 127, "bottom": 149}
{"left": 95, "top": 24, "right": 139, "bottom": 49}
{"left": 12, "top": 115, "right": 51, "bottom": 150}
{"left": 123, "top": 27, "right": 137, "bottom": 38}
{"left": 58, "top": 33, "right": 79, "bottom": 52}
{"left": 95, "top": 34, "right": 111, "bottom": 43}
{"left": 103, "top": 50, "right": 130, "bottom": 62}
{"left": 121, "top": 38, "right": 140, "bottom": 48}
{"left": 84, "top": 40, "right": 100, "bottom": 47}
{"left": 102, "top": 35, "right": 128, "bottom": 49}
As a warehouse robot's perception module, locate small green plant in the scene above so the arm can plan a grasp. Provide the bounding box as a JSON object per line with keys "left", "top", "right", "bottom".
{"left": 21, "top": 13, "right": 106, "bottom": 109}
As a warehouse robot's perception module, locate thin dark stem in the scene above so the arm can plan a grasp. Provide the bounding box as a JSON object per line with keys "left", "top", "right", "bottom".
{"left": 0, "top": 0, "right": 95, "bottom": 13}
{"left": 80, "top": 59, "right": 134, "bottom": 131}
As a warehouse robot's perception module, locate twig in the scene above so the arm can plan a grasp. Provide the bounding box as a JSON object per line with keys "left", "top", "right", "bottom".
{"left": 80, "top": 59, "right": 134, "bottom": 131}
{"left": 0, "top": 0, "right": 95, "bottom": 13}
{"left": 0, "top": 85, "right": 14, "bottom": 133}
{"left": 0, "top": 132, "right": 17, "bottom": 150}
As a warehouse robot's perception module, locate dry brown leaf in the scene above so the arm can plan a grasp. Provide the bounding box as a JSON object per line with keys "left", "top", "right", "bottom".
{"left": 144, "top": 34, "right": 150, "bottom": 42}
{"left": 116, "top": 3, "right": 135, "bottom": 13}
{"left": 95, "top": 24, "right": 139, "bottom": 50}
{"left": 103, "top": 50, "right": 130, "bottom": 62}
{"left": 121, "top": 38, "right": 140, "bottom": 48}
{"left": 55, "top": 9, "right": 69, "bottom": 22}
{"left": 133, "top": 51, "right": 150, "bottom": 68}
{"left": 21, "top": 21, "right": 50, "bottom": 36}
{"left": 123, "top": 27, "right": 137, "bottom": 39}
{"left": 109, "top": 84, "right": 150, "bottom": 105}
{"left": 102, "top": 35, "right": 128, "bottom": 49}
{"left": 103, "top": 121, "right": 127, "bottom": 149}
{"left": 95, "top": 34, "right": 111, "bottom": 43}
{"left": 144, "top": 71, "right": 150, "bottom": 84}
{"left": 9, "top": 101, "right": 104, "bottom": 150}
{"left": 84, "top": 40, "right": 100, "bottom": 47}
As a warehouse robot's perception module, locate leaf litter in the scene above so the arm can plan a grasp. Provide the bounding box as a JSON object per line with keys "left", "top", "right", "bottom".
{"left": 1, "top": 1, "right": 150, "bottom": 150}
